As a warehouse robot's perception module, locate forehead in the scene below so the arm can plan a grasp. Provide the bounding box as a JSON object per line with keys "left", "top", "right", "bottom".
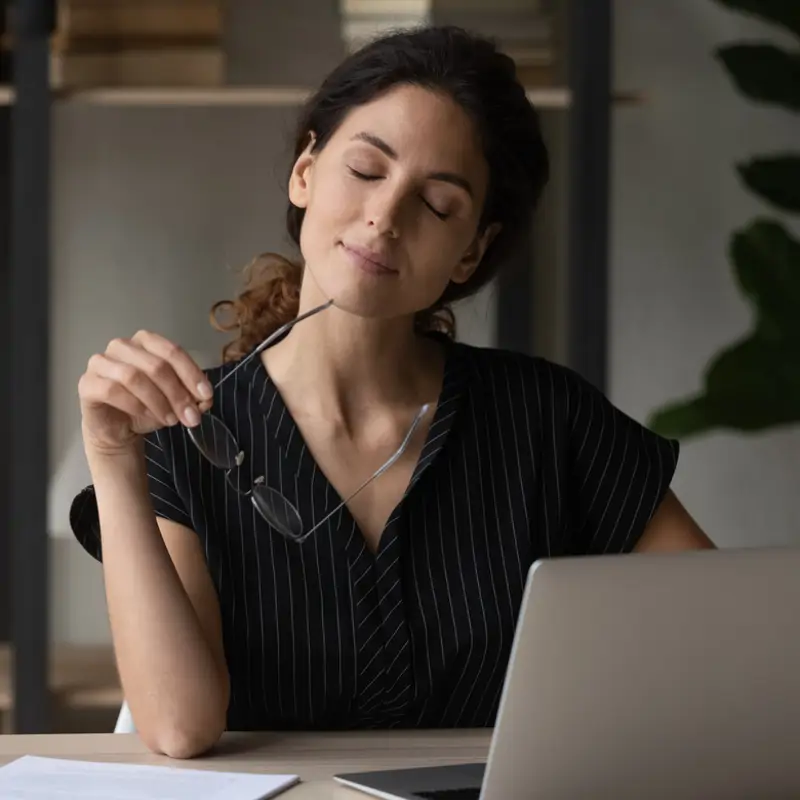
{"left": 331, "top": 84, "right": 488, "bottom": 188}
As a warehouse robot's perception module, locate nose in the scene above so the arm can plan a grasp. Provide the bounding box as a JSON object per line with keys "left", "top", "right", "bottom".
{"left": 366, "top": 185, "right": 401, "bottom": 239}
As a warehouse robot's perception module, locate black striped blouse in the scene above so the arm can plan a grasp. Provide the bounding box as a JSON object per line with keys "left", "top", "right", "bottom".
{"left": 70, "top": 336, "right": 678, "bottom": 731}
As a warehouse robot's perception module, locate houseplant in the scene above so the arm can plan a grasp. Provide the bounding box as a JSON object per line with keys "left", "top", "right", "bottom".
{"left": 647, "top": 0, "right": 800, "bottom": 439}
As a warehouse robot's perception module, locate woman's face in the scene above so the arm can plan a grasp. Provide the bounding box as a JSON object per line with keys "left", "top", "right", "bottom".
{"left": 288, "top": 83, "right": 499, "bottom": 320}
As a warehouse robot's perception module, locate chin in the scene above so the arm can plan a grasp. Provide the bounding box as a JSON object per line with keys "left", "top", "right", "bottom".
{"left": 302, "top": 246, "right": 436, "bottom": 321}
{"left": 325, "top": 284, "right": 404, "bottom": 319}
{"left": 307, "top": 266, "right": 403, "bottom": 320}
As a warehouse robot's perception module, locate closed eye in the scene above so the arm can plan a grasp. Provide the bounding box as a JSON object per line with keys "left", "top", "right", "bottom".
{"left": 348, "top": 167, "right": 380, "bottom": 181}
{"left": 423, "top": 200, "right": 449, "bottom": 221}
{"left": 348, "top": 167, "right": 450, "bottom": 221}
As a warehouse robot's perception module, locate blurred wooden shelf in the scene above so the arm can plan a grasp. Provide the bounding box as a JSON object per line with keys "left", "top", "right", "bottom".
{"left": 0, "top": 643, "right": 122, "bottom": 715}
{"left": 0, "top": 84, "right": 645, "bottom": 108}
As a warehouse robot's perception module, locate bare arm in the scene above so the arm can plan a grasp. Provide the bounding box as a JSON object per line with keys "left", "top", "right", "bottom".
{"left": 634, "top": 489, "right": 716, "bottom": 553}
{"left": 88, "top": 442, "right": 228, "bottom": 758}
{"left": 79, "top": 330, "right": 229, "bottom": 758}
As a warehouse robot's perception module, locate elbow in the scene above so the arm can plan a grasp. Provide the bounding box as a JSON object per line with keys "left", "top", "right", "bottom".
{"left": 139, "top": 694, "right": 228, "bottom": 760}
{"left": 145, "top": 717, "right": 226, "bottom": 760}
{"left": 130, "top": 672, "right": 230, "bottom": 760}
{"left": 155, "top": 729, "right": 222, "bottom": 761}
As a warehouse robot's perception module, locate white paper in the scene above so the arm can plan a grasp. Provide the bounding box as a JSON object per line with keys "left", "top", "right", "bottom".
{"left": 0, "top": 755, "right": 299, "bottom": 800}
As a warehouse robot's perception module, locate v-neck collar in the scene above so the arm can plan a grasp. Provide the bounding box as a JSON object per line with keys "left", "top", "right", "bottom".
{"left": 236, "top": 333, "right": 471, "bottom": 554}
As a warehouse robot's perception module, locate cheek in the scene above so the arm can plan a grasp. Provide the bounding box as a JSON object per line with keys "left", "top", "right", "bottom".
{"left": 410, "top": 245, "right": 465, "bottom": 297}
{"left": 299, "top": 181, "right": 348, "bottom": 254}
{"left": 310, "top": 165, "right": 361, "bottom": 219}
{"left": 419, "top": 229, "right": 471, "bottom": 271}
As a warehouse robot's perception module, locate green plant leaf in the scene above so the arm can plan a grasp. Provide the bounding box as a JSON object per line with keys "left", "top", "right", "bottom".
{"left": 704, "top": 336, "right": 800, "bottom": 426}
{"left": 737, "top": 156, "right": 800, "bottom": 211}
{"left": 730, "top": 219, "right": 800, "bottom": 340}
{"left": 647, "top": 396, "right": 714, "bottom": 440}
{"left": 716, "top": 44, "right": 800, "bottom": 111}
{"left": 712, "top": 0, "right": 800, "bottom": 40}
{"left": 648, "top": 335, "right": 800, "bottom": 439}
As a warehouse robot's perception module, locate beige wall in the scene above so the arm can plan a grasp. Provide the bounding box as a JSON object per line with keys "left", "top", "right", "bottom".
{"left": 49, "top": 0, "right": 800, "bottom": 643}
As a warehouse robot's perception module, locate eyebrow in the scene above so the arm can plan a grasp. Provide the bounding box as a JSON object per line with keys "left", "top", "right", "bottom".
{"left": 351, "top": 131, "right": 474, "bottom": 197}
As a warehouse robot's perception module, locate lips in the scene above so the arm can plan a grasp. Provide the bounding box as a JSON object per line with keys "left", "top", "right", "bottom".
{"left": 341, "top": 242, "right": 397, "bottom": 275}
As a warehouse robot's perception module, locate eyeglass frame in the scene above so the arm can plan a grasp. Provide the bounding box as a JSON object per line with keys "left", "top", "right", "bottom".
{"left": 185, "top": 298, "right": 431, "bottom": 543}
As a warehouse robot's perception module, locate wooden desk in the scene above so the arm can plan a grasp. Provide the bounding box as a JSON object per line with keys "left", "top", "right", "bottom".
{"left": 0, "top": 730, "right": 491, "bottom": 798}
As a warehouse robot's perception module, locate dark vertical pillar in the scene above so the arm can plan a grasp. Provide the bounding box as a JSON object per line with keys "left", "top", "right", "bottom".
{"left": 10, "top": 0, "right": 55, "bottom": 733}
{"left": 0, "top": 109, "right": 9, "bottom": 644}
{"left": 566, "top": 0, "right": 612, "bottom": 391}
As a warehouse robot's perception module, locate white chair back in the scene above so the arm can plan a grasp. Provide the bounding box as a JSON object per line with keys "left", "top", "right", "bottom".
{"left": 114, "top": 700, "right": 136, "bottom": 733}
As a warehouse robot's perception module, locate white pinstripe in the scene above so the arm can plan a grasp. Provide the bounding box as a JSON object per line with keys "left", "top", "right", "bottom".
{"left": 245, "top": 380, "right": 270, "bottom": 717}
{"left": 310, "top": 464, "right": 328, "bottom": 712}
{"left": 467, "top": 390, "right": 507, "bottom": 725}
{"left": 263, "top": 422, "right": 284, "bottom": 720}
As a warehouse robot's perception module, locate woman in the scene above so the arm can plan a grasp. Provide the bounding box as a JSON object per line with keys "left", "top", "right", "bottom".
{"left": 70, "top": 25, "right": 713, "bottom": 759}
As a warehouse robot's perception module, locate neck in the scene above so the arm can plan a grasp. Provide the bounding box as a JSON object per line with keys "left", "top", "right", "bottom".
{"left": 261, "top": 279, "right": 445, "bottom": 427}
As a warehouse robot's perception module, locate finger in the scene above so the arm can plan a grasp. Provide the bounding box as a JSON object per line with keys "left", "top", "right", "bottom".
{"left": 87, "top": 353, "right": 179, "bottom": 427}
{"left": 105, "top": 338, "right": 203, "bottom": 428}
{"left": 79, "top": 372, "right": 160, "bottom": 426}
{"left": 131, "top": 330, "right": 213, "bottom": 402}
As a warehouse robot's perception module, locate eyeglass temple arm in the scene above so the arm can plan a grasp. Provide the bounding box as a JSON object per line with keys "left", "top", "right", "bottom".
{"left": 212, "top": 299, "right": 335, "bottom": 391}
{"left": 296, "top": 403, "right": 431, "bottom": 542}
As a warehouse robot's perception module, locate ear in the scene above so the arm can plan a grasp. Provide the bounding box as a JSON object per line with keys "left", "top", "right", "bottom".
{"left": 288, "top": 132, "right": 318, "bottom": 209}
{"left": 450, "top": 222, "right": 502, "bottom": 285}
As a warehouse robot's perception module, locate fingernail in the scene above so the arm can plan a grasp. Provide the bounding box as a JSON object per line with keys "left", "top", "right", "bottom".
{"left": 184, "top": 406, "right": 201, "bottom": 427}
{"left": 197, "top": 381, "right": 213, "bottom": 400}
{"left": 165, "top": 413, "right": 179, "bottom": 427}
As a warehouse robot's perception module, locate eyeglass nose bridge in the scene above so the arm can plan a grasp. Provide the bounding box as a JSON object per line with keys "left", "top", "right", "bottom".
{"left": 188, "top": 411, "right": 306, "bottom": 539}
{"left": 223, "top": 452, "right": 255, "bottom": 497}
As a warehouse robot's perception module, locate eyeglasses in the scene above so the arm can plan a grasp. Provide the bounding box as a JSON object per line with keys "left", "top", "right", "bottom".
{"left": 185, "top": 299, "right": 431, "bottom": 544}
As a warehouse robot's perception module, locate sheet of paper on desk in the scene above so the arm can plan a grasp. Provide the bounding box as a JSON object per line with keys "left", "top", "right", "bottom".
{"left": 0, "top": 755, "right": 299, "bottom": 799}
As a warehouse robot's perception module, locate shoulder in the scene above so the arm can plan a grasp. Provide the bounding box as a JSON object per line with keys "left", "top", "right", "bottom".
{"left": 453, "top": 341, "right": 673, "bottom": 454}
{"left": 454, "top": 341, "right": 591, "bottom": 413}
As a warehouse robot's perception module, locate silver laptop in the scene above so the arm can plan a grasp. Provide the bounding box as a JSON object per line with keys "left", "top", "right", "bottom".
{"left": 335, "top": 546, "right": 800, "bottom": 799}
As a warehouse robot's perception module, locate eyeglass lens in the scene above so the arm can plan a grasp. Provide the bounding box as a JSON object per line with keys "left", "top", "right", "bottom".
{"left": 187, "top": 414, "right": 305, "bottom": 539}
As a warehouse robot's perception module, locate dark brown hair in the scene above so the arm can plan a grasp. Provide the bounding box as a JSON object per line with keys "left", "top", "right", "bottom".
{"left": 212, "top": 25, "right": 549, "bottom": 362}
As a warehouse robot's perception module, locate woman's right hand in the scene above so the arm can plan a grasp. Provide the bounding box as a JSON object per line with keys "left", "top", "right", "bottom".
{"left": 79, "top": 330, "right": 214, "bottom": 455}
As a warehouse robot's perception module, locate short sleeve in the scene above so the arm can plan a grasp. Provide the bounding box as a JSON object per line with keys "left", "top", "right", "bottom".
{"left": 566, "top": 376, "right": 679, "bottom": 556}
{"left": 69, "top": 428, "right": 194, "bottom": 562}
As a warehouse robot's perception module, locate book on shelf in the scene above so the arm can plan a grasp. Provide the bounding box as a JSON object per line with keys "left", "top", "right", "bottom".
{"left": 57, "top": 0, "right": 224, "bottom": 43}
{"left": 513, "top": 61, "right": 553, "bottom": 88}
{"left": 341, "top": 0, "right": 551, "bottom": 13}
{"left": 343, "top": 18, "right": 551, "bottom": 48}
{"left": 50, "top": 46, "right": 225, "bottom": 89}
{"left": 43, "top": 1, "right": 227, "bottom": 89}
{"left": 339, "top": 0, "right": 554, "bottom": 75}
{"left": 2, "top": 2, "right": 225, "bottom": 52}
{"left": 430, "top": 12, "right": 551, "bottom": 44}
{"left": 341, "top": 16, "right": 426, "bottom": 51}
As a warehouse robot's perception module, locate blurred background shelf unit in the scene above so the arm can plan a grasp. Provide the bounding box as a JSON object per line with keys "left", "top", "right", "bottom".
{"left": 0, "top": 0, "right": 613, "bottom": 733}
{"left": 0, "top": 84, "right": 639, "bottom": 107}
{"left": 4, "top": 0, "right": 228, "bottom": 88}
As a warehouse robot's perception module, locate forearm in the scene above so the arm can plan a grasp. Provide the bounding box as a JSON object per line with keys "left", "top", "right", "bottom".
{"left": 87, "top": 441, "right": 229, "bottom": 758}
